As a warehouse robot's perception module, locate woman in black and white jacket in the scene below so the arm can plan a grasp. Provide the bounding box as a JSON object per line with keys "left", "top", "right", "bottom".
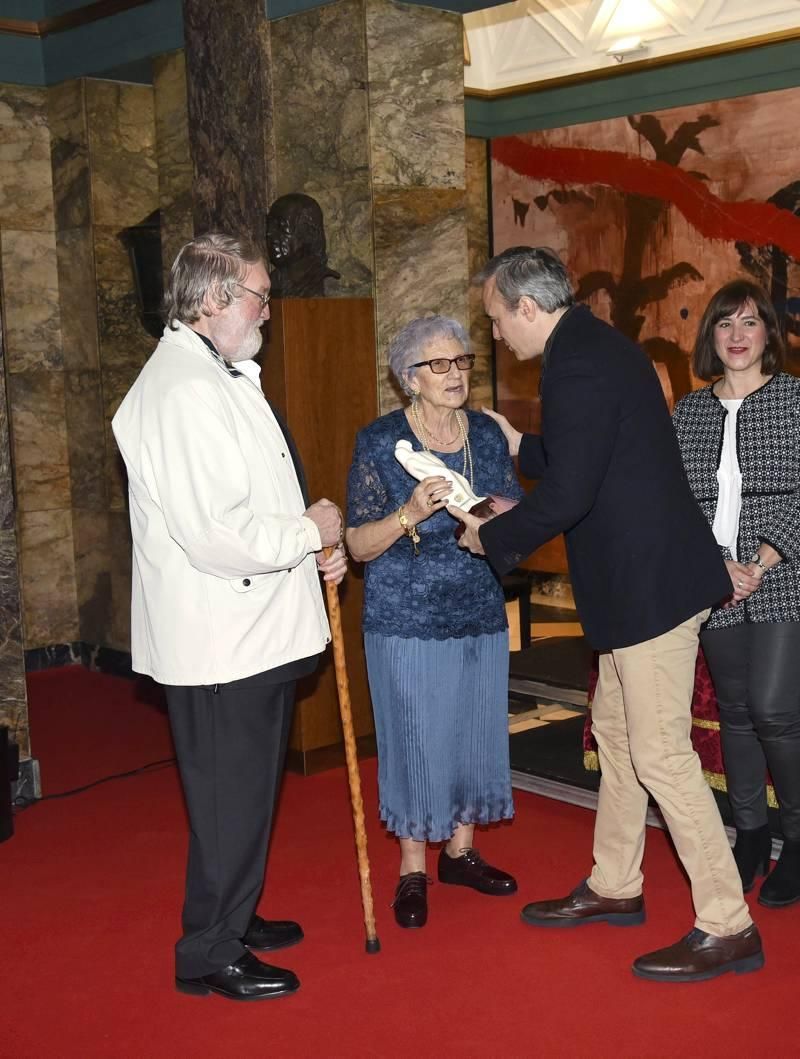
{"left": 673, "top": 279, "right": 800, "bottom": 909}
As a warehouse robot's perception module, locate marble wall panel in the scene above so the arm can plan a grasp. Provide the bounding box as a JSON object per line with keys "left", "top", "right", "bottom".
{"left": 465, "top": 135, "right": 493, "bottom": 410}
{"left": 183, "top": 0, "right": 275, "bottom": 240}
{"left": 107, "top": 509, "right": 131, "bottom": 651}
{"left": 94, "top": 225, "right": 155, "bottom": 370}
{"left": 85, "top": 80, "right": 158, "bottom": 229}
{"left": 0, "top": 329, "right": 13, "bottom": 533}
{"left": 1, "top": 228, "right": 63, "bottom": 372}
{"left": 101, "top": 366, "right": 135, "bottom": 513}
{"left": 18, "top": 507, "right": 79, "bottom": 648}
{"left": 47, "top": 78, "right": 90, "bottom": 231}
{"left": 72, "top": 507, "right": 111, "bottom": 646}
{"left": 373, "top": 187, "right": 468, "bottom": 412}
{"left": 56, "top": 226, "right": 99, "bottom": 371}
{"left": 64, "top": 370, "right": 107, "bottom": 511}
{"left": 153, "top": 51, "right": 193, "bottom": 272}
{"left": 366, "top": 0, "right": 464, "bottom": 191}
{"left": 7, "top": 370, "right": 71, "bottom": 513}
{"left": 0, "top": 527, "right": 27, "bottom": 757}
{"left": 0, "top": 85, "right": 55, "bottom": 231}
{"left": 271, "top": 0, "right": 373, "bottom": 296}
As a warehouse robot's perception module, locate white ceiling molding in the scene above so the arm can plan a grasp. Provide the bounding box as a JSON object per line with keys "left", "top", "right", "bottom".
{"left": 464, "top": 0, "right": 800, "bottom": 93}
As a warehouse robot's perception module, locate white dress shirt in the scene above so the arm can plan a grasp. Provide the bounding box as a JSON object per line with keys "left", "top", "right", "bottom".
{"left": 712, "top": 398, "right": 744, "bottom": 560}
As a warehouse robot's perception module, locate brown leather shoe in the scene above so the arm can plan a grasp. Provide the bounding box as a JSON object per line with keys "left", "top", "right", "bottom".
{"left": 521, "top": 879, "right": 645, "bottom": 928}
{"left": 632, "top": 924, "right": 764, "bottom": 982}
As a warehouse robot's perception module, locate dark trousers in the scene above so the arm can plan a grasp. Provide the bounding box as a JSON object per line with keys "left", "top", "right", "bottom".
{"left": 701, "top": 621, "right": 800, "bottom": 841}
{"left": 165, "top": 673, "right": 296, "bottom": 978}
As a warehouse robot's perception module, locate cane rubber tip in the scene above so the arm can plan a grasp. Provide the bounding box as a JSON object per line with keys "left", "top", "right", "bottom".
{"left": 365, "top": 938, "right": 381, "bottom": 954}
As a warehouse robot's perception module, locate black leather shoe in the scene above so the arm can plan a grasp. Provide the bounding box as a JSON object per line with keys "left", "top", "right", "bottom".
{"left": 759, "top": 838, "right": 800, "bottom": 907}
{"left": 243, "top": 916, "right": 303, "bottom": 951}
{"left": 632, "top": 925, "right": 764, "bottom": 982}
{"left": 437, "top": 847, "right": 517, "bottom": 896}
{"left": 392, "top": 871, "right": 429, "bottom": 928}
{"left": 521, "top": 879, "right": 645, "bottom": 928}
{"left": 175, "top": 951, "right": 300, "bottom": 1001}
{"left": 732, "top": 826, "right": 772, "bottom": 894}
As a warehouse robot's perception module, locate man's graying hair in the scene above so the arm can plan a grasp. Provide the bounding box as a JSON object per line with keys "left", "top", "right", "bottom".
{"left": 474, "top": 246, "right": 574, "bottom": 313}
{"left": 163, "top": 232, "right": 262, "bottom": 329}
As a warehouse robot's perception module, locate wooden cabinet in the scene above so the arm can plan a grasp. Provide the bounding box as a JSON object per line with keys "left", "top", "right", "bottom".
{"left": 260, "top": 297, "right": 378, "bottom": 774}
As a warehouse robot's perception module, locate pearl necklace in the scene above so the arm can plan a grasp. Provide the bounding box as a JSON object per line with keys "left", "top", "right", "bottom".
{"left": 411, "top": 399, "right": 474, "bottom": 488}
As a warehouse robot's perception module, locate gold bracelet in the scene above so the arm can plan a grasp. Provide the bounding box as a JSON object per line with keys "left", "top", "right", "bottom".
{"left": 397, "top": 506, "right": 420, "bottom": 556}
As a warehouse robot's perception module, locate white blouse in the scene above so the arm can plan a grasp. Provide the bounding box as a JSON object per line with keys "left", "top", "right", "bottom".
{"left": 712, "top": 398, "right": 744, "bottom": 559}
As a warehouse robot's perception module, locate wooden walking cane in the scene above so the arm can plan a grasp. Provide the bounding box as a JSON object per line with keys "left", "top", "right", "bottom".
{"left": 323, "top": 546, "right": 381, "bottom": 954}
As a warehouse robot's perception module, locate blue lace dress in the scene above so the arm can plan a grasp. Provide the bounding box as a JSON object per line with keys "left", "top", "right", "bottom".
{"left": 347, "top": 408, "right": 524, "bottom": 841}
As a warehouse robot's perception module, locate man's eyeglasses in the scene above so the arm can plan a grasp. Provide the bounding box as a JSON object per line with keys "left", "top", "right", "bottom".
{"left": 408, "top": 353, "right": 476, "bottom": 374}
{"left": 237, "top": 283, "right": 271, "bottom": 310}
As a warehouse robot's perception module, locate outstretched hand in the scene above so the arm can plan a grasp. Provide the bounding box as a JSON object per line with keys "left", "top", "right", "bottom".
{"left": 482, "top": 407, "right": 522, "bottom": 457}
{"left": 448, "top": 507, "right": 485, "bottom": 555}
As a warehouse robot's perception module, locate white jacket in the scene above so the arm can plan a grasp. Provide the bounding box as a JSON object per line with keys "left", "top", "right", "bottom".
{"left": 111, "top": 322, "right": 330, "bottom": 685}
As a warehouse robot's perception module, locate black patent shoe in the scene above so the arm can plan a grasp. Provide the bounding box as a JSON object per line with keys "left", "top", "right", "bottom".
{"left": 243, "top": 915, "right": 303, "bottom": 951}
{"left": 438, "top": 847, "right": 517, "bottom": 896}
{"left": 176, "top": 951, "right": 300, "bottom": 1001}
{"left": 732, "top": 825, "right": 772, "bottom": 894}
{"left": 759, "top": 838, "right": 800, "bottom": 908}
{"left": 392, "top": 871, "right": 429, "bottom": 928}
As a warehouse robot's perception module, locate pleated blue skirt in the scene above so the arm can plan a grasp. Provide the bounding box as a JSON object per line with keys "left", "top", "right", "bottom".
{"left": 364, "top": 631, "right": 514, "bottom": 842}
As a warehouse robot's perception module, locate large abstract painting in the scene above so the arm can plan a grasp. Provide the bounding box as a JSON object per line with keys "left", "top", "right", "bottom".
{"left": 491, "top": 85, "right": 800, "bottom": 425}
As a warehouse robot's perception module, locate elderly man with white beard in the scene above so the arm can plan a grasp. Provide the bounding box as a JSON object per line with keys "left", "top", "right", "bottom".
{"left": 112, "top": 232, "right": 346, "bottom": 1002}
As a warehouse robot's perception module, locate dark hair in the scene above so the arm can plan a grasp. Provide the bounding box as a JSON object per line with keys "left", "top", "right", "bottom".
{"left": 692, "top": 280, "right": 784, "bottom": 380}
{"left": 473, "top": 245, "right": 574, "bottom": 313}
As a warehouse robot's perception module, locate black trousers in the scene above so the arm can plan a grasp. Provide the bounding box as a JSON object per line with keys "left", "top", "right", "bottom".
{"left": 701, "top": 621, "right": 800, "bottom": 841}
{"left": 165, "top": 673, "right": 296, "bottom": 978}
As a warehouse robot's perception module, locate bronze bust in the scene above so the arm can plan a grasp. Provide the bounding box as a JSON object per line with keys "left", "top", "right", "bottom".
{"left": 265, "top": 193, "right": 340, "bottom": 297}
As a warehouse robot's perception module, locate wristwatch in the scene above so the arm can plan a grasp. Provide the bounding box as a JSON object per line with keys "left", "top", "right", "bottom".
{"left": 749, "top": 552, "right": 768, "bottom": 574}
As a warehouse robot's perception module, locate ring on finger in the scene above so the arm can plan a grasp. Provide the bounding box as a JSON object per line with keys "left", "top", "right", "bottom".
{"left": 737, "top": 580, "right": 743, "bottom": 588}
{"left": 427, "top": 497, "right": 434, "bottom": 507}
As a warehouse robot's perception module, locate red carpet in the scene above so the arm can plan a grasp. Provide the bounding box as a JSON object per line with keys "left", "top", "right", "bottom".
{"left": 3, "top": 666, "right": 795, "bottom": 1057}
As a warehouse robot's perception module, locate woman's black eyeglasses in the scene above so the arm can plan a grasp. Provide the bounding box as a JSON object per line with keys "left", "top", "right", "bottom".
{"left": 408, "top": 353, "right": 475, "bottom": 374}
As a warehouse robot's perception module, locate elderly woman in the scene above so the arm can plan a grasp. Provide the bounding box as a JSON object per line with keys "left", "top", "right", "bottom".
{"left": 346, "top": 316, "right": 523, "bottom": 928}
{"left": 673, "top": 280, "right": 800, "bottom": 908}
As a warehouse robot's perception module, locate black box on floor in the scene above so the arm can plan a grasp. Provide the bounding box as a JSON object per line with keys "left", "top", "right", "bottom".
{"left": 0, "top": 725, "right": 14, "bottom": 842}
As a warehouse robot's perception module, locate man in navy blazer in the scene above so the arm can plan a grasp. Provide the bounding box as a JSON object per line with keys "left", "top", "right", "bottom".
{"left": 455, "top": 246, "right": 763, "bottom": 983}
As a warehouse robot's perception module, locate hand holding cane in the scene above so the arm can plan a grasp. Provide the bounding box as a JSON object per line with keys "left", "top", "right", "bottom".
{"left": 323, "top": 541, "right": 381, "bottom": 954}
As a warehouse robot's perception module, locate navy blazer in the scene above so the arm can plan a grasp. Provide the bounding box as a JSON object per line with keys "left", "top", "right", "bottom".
{"left": 479, "top": 305, "right": 732, "bottom": 651}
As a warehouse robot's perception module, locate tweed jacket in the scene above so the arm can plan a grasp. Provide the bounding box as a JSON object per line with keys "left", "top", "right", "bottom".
{"left": 672, "top": 372, "right": 800, "bottom": 629}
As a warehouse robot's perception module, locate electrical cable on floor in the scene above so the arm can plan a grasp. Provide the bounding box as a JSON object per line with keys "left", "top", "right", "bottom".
{"left": 12, "top": 756, "right": 177, "bottom": 811}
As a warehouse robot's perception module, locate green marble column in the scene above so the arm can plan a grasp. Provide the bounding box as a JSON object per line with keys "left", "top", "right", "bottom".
{"left": 182, "top": 0, "right": 275, "bottom": 239}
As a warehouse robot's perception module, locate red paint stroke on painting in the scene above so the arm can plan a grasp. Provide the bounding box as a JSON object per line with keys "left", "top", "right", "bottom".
{"left": 493, "top": 138, "right": 800, "bottom": 257}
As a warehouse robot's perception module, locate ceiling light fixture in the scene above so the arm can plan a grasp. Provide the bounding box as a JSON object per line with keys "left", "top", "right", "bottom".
{"left": 607, "top": 35, "right": 646, "bottom": 62}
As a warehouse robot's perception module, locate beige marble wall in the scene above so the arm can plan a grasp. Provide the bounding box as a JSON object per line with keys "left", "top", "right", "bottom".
{"left": 1, "top": 85, "right": 78, "bottom": 669}
{"left": 86, "top": 80, "right": 158, "bottom": 648}
{"left": 153, "top": 51, "right": 193, "bottom": 272}
{"left": 365, "top": 0, "right": 473, "bottom": 413}
{"left": 47, "top": 78, "right": 159, "bottom": 652}
{"left": 270, "top": 0, "right": 472, "bottom": 411}
{"left": 271, "top": 0, "right": 373, "bottom": 298}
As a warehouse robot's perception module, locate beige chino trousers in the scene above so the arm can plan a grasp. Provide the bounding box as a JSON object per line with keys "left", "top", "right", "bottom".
{"left": 588, "top": 610, "right": 752, "bottom": 937}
